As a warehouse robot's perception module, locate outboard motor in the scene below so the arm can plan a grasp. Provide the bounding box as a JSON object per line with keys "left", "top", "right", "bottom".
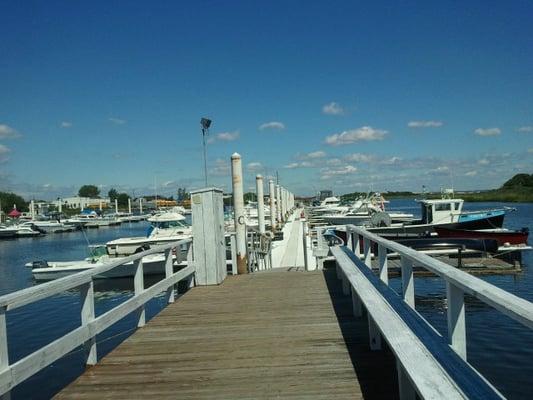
{"left": 32, "top": 260, "right": 50, "bottom": 269}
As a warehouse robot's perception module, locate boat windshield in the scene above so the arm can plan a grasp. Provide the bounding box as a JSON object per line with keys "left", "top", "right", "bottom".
{"left": 152, "top": 220, "right": 189, "bottom": 229}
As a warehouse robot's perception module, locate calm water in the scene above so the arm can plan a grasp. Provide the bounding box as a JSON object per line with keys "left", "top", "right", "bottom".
{"left": 0, "top": 203, "right": 532, "bottom": 399}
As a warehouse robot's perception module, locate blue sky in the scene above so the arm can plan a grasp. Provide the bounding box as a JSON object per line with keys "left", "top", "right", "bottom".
{"left": 1, "top": 1, "right": 532, "bottom": 199}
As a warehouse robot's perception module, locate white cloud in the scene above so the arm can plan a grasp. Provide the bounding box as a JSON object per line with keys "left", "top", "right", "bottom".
{"left": 517, "top": 126, "right": 533, "bottom": 133}
{"left": 325, "top": 126, "right": 387, "bottom": 146}
{"left": 0, "top": 124, "right": 21, "bottom": 139}
{"left": 465, "top": 171, "right": 477, "bottom": 177}
{"left": 109, "top": 117, "right": 126, "bottom": 125}
{"left": 283, "top": 161, "right": 313, "bottom": 169}
{"left": 344, "top": 153, "right": 374, "bottom": 163}
{"left": 60, "top": 121, "right": 72, "bottom": 128}
{"left": 320, "top": 165, "right": 357, "bottom": 179}
{"left": 474, "top": 127, "right": 501, "bottom": 136}
{"left": 478, "top": 158, "right": 490, "bottom": 165}
{"left": 306, "top": 150, "right": 326, "bottom": 159}
{"left": 216, "top": 131, "right": 240, "bottom": 141}
{"left": 162, "top": 180, "right": 175, "bottom": 188}
{"left": 247, "top": 162, "right": 263, "bottom": 172}
{"left": 284, "top": 163, "right": 300, "bottom": 169}
{"left": 381, "top": 156, "right": 402, "bottom": 165}
{"left": 407, "top": 120, "right": 443, "bottom": 128}
{"left": 259, "top": 121, "right": 285, "bottom": 131}
{"left": 322, "top": 102, "right": 344, "bottom": 115}
{"left": 326, "top": 158, "right": 342, "bottom": 166}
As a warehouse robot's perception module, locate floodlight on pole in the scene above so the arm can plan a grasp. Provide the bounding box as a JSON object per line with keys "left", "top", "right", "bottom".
{"left": 200, "top": 118, "right": 212, "bottom": 187}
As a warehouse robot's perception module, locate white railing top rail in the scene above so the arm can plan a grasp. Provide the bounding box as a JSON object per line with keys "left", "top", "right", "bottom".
{"left": 331, "top": 246, "right": 503, "bottom": 400}
{"left": 0, "top": 238, "right": 192, "bottom": 311}
{"left": 345, "top": 225, "right": 533, "bottom": 330}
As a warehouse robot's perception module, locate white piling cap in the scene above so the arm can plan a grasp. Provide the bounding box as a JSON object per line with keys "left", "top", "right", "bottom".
{"left": 231, "top": 152, "right": 241, "bottom": 159}
{"left": 256, "top": 174, "right": 263, "bottom": 179}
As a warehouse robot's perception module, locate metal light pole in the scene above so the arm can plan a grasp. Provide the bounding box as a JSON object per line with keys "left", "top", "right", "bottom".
{"left": 201, "top": 118, "right": 212, "bottom": 187}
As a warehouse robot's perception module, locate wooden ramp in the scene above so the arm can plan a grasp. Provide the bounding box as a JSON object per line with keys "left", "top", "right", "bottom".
{"left": 55, "top": 269, "right": 398, "bottom": 399}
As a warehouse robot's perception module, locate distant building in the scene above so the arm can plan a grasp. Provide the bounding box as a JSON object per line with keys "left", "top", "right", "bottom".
{"left": 318, "top": 190, "right": 333, "bottom": 201}
{"left": 53, "top": 197, "right": 111, "bottom": 210}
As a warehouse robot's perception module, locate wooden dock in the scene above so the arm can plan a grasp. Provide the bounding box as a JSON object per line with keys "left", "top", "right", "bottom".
{"left": 55, "top": 268, "right": 398, "bottom": 399}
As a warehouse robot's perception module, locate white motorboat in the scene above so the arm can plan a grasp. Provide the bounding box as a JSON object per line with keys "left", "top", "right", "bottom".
{"left": 106, "top": 211, "right": 192, "bottom": 256}
{"left": 19, "top": 220, "right": 74, "bottom": 233}
{"left": 27, "top": 246, "right": 174, "bottom": 280}
{"left": 0, "top": 225, "right": 18, "bottom": 239}
{"left": 14, "top": 224, "right": 42, "bottom": 237}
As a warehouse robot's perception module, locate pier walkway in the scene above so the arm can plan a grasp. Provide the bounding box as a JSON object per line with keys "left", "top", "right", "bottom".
{"left": 55, "top": 268, "right": 397, "bottom": 399}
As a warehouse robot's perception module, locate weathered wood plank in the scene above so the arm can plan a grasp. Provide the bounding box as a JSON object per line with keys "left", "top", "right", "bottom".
{"left": 55, "top": 269, "right": 398, "bottom": 399}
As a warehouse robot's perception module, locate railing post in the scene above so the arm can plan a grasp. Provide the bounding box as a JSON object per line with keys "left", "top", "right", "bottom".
{"left": 354, "top": 232, "right": 361, "bottom": 256}
{"left": 346, "top": 229, "right": 353, "bottom": 252}
{"left": 368, "top": 315, "right": 382, "bottom": 350}
{"left": 79, "top": 282, "right": 97, "bottom": 365}
{"left": 446, "top": 282, "right": 467, "bottom": 360}
{"left": 396, "top": 359, "right": 417, "bottom": 400}
{"left": 164, "top": 248, "right": 175, "bottom": 303}
{"left": 378, "top": 244, "right": 388, "bottom": 285}
{"left": 351, "top": 287, "right": 362, "bottom": 317}
{"left": 400, "top": 256, "right": 415, "bottom": 308}
{"left": 187, "top": 244, "right": 195, "bottom": 288}
{"left": 133, "top": 259, "right": 145, "bottom": 327}
{"left": 0, "top": 306, "right": 10, "bottom": 397}
{"left": 230, "top": 234, "right": 237, "bottom": 275}
{"left": 363, "top": 237, "right": 371, "bottom": 267}
{"left": 302, "top": 220, "right": 309, "bottom": 272}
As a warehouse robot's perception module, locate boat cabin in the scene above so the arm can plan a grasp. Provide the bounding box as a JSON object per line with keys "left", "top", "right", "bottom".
{"left": 320, "top": 197, "right": 341, "bottom": 207}
{"left": 419, "top": 198, "right": 464, "bottom": 224}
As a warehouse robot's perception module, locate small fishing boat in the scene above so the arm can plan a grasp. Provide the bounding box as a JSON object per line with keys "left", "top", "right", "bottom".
{"left": 434, "top": 227, "right": 529, "bottom": 246}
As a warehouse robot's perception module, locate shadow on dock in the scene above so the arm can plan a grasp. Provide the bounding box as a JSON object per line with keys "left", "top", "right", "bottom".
{"left": 322, "top": 266, "right": 399, "bottom": 399}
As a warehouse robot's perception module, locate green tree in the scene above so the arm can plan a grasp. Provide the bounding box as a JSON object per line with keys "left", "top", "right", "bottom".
{"left": 502, "top": 174, "right": 533, "bottom": 189}
{"left": 108, "top": 188, "right": 118, "bottom": 201}
{"left": 78, "top": 185, "right": 100, "bottom": 198}
{"left": 243, "top": 192, "right": 257, "bottom": 202}
{"left": 117, "top": 192, "right": 131, "bottom": 208}
{"left": 0, "top": 191, "right": 28, "bottom": 214}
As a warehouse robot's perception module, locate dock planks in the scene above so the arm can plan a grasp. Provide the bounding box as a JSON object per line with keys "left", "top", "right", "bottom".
{"left": 55, "top": 269, "right": 398, "bottom": 399}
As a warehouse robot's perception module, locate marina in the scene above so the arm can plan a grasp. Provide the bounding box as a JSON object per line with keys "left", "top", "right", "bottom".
{"left": 0, "top": 175, "right": 532, "bottom": 399}
{"left": 1, "top": 3, "right": 533, "bottom": 399}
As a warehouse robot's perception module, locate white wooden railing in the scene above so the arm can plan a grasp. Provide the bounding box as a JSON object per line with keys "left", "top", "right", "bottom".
{"left": 0, "top": 238, "right": 195, "bottom": 397}
{"left": 322, "top": 225, "right": 533, "bottom": 399}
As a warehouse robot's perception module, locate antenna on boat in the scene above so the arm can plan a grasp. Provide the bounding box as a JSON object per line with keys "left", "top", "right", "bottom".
{"left": 200, "top": 117, "right": 212, "bottom": 187}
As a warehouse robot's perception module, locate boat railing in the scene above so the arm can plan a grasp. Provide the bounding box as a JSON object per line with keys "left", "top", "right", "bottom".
{"left": 0, "top": 238, "right": 195, "bottom": 397}
{"left": 323, "top": 224, "right": 533, "bottom": 399}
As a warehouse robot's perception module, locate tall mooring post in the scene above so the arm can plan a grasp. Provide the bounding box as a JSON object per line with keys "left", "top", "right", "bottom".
{"left": 269, "top": 179, "right": 276, "bottom": 232}
{"left": 139, "top": 198, "right": 143, "bottom": 214}
{"left": 191, "top": 188, "right": 227, "bottom": 285}
{"left": 128, "top": 198, "right": 132, "bottom": 214}
{"left": 231, "top": 153, "right": 248, "bottom": 274}
{"left": 256, "top": 175, "right": 265, "bottom": 234}
{"left": 115, "top": 199, "right": 118, "bottom": 213}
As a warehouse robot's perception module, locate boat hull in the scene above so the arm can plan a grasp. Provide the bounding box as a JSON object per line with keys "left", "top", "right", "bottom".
{"left": 434, "top": 227, "right": 529, "bottom": 246}
{"left": 367, "top": 213, "right": 505, "bottom": 238}
{"left": 31, "top": 255, "right": 169, "bottom": 281}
